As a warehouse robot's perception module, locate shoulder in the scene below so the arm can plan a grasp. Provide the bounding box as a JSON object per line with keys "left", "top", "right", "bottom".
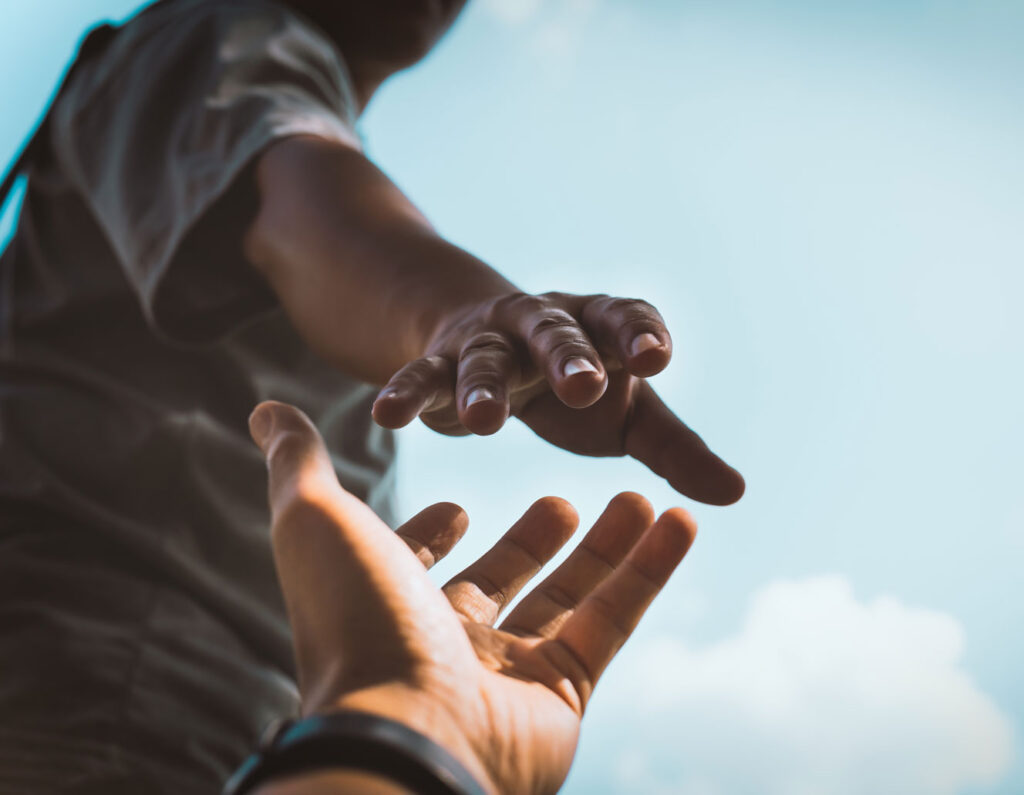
{"left": 64, "top": 0, "right": 350, "bottom": 109}
{"left": 53, "top": 0, "right": 359, "bottom": 141}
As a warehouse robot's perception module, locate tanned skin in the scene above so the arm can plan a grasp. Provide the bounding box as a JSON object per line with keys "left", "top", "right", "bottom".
{"left": 249, "top": 401, "right": 699, "bottom": 795}
{"left": 239, "top": 2, "right": 742, "bottom": 792}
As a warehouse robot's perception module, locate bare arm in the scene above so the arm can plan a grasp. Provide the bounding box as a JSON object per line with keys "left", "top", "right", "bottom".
{"left": 242, "top": 135, "right": 744, "bottom": 504}
{"left": 243, "top": 135, "right": 516, "bottom": 384}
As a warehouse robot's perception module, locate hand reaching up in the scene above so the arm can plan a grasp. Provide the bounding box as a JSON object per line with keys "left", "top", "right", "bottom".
{"left": 248, "top": 400, "right": 698, "bottom": 794}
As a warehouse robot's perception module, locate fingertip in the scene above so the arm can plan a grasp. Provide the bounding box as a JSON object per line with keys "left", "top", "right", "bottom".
{"left": 607, "top": 491, "right": 656, "bottom": 526}
{"left": 431, "top": 500, "right": 470, "bottom": 528}
{"left": 529, "top": 495, "right": 581, "bottom": 537}
{"left": 657, "top": 507, "right": 698, "bottom": 549}
{"left": 630, "top": 333, "right": 663, "bottom": 358}
{"left": 460, "top": 392, "right": 510, "bottom": 436}
{"left": 562, "top": 357, "right": 600, "bottom": 378}
{"left": 720, "top": 468, "right": 746, "bottom": 504}
{"left": 626, "top": 341, "right": 672, "bottom": 378}
{"left": 434, "top": 501, "right": 471, "bottom": 547}
{"left": 627, "top": 508, "right": 696, "bottom": 583}
{"left": 249, "top": 400, "right": 314, "bottom": 454}
{"left": 556, "top": 366, "right": 608, "bottom": 409}
{"left": 690, "top": 465, "right": 746, "bottom": 506}
{"left": 371, "top": 390, "right": 416, "bottom": 429}
{"left": 403, "top": 500, "right": 471, "bottom": 560}
{"left": 248, "top": 401, "right": 277, "bottom": 452}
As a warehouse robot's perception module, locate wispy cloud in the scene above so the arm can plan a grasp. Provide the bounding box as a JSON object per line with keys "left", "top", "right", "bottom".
{"left": 579, "top": 576, "right": 1014, "bottom": 795}
{"left": 480, "top": 0, "right": 599, "bottom": 61}
{"left": 480, "top": 0, "right": 544, "bottom": 26}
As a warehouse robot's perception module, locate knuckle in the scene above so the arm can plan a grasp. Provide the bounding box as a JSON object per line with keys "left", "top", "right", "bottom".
{"left": 458, "top": 373, "right": 506, "bottom": 396}
{"left": 537, "top": 290, "right": 570, "bottom": 303}
{"left": 393, "top": 356, "right": 449, "bottom": 388}
{"left": 460, "top": 331, "right": 515, "bottom": 359}
{"left": 529, "top": 309, "right": 582, "bottom": 339}
{"left": 547, "top": 337, "right": 591, "bottom": 362}
{"left": 583, "top": 296, "right": 666, "bottom": 344}
{"left": 581, "top": 293, "right": 616, "bottom": 314}
{"left": 536, "top": 327, "right": 595, "bottom": 365}
{"left": 619, "top": 299, "right": 663, "bottom": 326}
{"left": 492, "top": 292, "right": 549, "bottom": 324}
{"left": 606, "top": 296, "right": 644, "bottom": 315}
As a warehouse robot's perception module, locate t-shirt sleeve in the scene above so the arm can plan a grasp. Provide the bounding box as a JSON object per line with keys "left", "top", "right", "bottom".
{"left": 48, "top": 0, "right": 362, "bottom": 343}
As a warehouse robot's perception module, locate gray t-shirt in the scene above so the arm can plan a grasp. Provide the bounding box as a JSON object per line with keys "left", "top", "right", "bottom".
{"left": 0, "top": 1, "right": 394, "bottom": 790}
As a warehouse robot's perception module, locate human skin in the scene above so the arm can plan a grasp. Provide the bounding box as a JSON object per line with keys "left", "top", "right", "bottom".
{"left": 244, "top": 135, "right": 744, "bottom": 505}
{"left": 246, "top": 400, "right": 699, "bottom": 794}
{"left": 240, "top": 2, "right": 744, "bottom": 505}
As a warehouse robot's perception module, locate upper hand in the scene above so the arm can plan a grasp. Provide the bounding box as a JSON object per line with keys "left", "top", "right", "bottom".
{"left": 371, "top": 291, "right": 744, "bottom": 505}
{"left": 249, "top": 400, "right": 698, "bottom": 795}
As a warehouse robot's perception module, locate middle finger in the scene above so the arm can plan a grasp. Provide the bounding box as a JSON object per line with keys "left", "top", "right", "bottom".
{"left": 500, "top": 492, "right": 654, "bottom": 638}
{"left": 443, "top": 497, "right": 579, "bottom": 625}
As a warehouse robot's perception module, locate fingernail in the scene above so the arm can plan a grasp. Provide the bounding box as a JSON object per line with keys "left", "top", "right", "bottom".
{"left": 563, "top": 357, "right": 598, "bottom": 377}
{"left": 466, "top": 387, "right": 495, "bottom": 407}
{"left": 377, "top": 387, "right": 400, "bottom": 400}
{"left": 248, "top": 405, "right": 275, "bottom": 452}
{"left": 630, "top": 333, "right": 662, "bottom": 357}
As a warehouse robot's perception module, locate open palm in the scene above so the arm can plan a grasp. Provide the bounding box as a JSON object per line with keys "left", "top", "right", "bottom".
{"left": 250, "top": 400, "right": 697, "bottom": 795}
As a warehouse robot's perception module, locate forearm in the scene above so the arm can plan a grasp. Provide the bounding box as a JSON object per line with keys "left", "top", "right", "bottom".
{"left": 243, "top": 135, "right": 517, "bottom": 384}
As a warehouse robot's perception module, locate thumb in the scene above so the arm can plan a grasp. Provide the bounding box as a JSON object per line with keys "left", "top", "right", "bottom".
{"left": 249, "top": 400, "right": 340, "bottom": 519}
{"left": 248, "top": 401, "right": 469, "bottom": 710}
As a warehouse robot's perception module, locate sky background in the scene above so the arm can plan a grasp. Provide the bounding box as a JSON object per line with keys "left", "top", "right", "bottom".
{"left": 2, "top": 1, "right": 1022, "bottom": 793}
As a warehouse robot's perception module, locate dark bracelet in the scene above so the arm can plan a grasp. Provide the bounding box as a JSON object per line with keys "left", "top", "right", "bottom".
{"left": 221, "top": 711, "right": 490, "bottom": 795}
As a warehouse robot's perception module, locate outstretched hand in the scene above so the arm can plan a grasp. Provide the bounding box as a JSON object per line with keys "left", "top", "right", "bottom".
{"left": 371, "top": 291, "right": 744, "bottom": 505}
{"left": 249, "top": 400, "right": 698, "bottom": 795}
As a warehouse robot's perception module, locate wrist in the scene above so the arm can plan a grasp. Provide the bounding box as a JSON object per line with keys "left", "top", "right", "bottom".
{"left": 411, "top": 272, "right": 520, "bottom": 360}
{"left": 325, "top": 684, "right": 498, "bottom": 795}
{"left": 227, "top": 707, "right": 495, "bottom": 795}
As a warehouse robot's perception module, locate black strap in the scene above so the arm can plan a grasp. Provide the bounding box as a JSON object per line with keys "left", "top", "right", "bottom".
{"left": 222, "top": 711, "right": 490, "bottom": 795}
{"left": 0, "top": 22, "right": 119, "bottom": 212}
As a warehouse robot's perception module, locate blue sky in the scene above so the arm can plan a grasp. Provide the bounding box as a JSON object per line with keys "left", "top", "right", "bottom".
{"left": 3, "top": 1, "right": 1022, "bottom": 793}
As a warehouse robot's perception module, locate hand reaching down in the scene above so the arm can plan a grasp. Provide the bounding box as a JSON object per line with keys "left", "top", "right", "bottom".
{"left": 248, "top": 400, "right": 698, "bottom": 795}
{"left": 371, "top": 291, "right": 744, "bottom": 505}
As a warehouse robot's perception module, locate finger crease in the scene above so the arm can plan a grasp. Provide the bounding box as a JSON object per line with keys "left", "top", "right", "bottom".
{"left": 539, "top": 582, "right": 578, "bottom": 612}
{"left": 587, "top": 592, "right": 635, "bottom": 639}
{"left": 503, "top": 535, "right": 548, "bottom": 572}
{"left": 465, "top": 570, "right": 509, "bottom": 609}
{"left": 578, "top": 543, "right": 622, "bottom": 574}
{"left": 622, "top": 558, "right": 666, "bottom": 592}
{"left": 541, "top": 639, "right": 596, "bottom": 705}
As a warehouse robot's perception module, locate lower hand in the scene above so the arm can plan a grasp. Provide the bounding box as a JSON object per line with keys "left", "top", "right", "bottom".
{"left": 371, "top": 291, "right": 744, "bottom": 505}
{"left": 249, "top": 400, "right": 698, "bottom": 794}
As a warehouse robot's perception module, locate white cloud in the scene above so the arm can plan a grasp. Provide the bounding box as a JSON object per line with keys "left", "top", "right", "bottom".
{"left": 575, "top": 576, "right": 1014, "bottom": 795}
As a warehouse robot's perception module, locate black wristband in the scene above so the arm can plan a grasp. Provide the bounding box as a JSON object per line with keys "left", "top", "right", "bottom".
{"left": 221, "top": 711, "right": 489, "bottom": 795}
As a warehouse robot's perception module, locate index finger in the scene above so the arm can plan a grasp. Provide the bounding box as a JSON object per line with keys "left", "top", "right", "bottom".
{"left": 625, "top": 381, "right": 745, "bottom": 505}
